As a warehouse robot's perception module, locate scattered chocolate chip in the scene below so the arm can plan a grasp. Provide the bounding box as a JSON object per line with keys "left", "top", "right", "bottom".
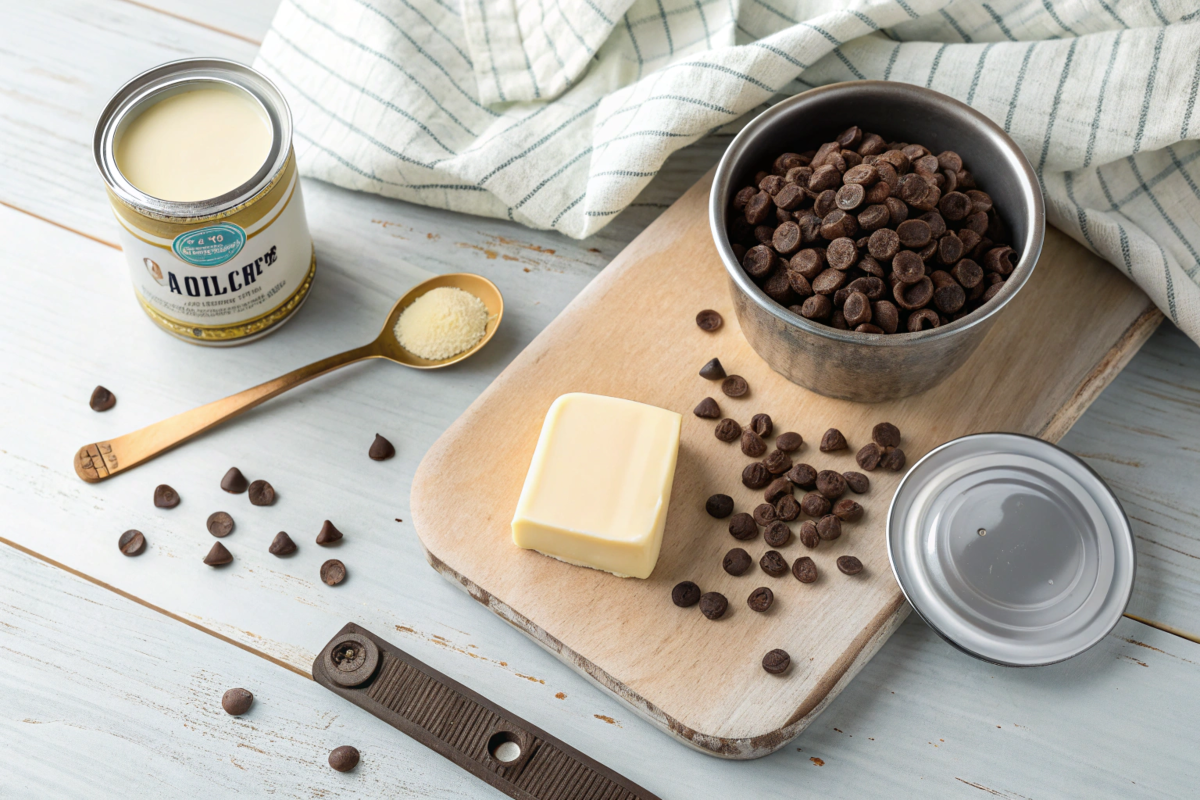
{"left": 321, "top": 559, "right": 347, "bottom": 586}
{"left": 786, "top": 463, "right": 817, "bottom": 488}
{"left": 706, "top": 494, "right": 734, "bottom": 518}
{"left": 221, "top": 467, "right": 249, "bottom": 494}
{"left": 820, "top": 428, "right": 848, "bottom": 452}
{"left": 248, "top": 480, "right": 275, "bottom": 506}
{"left": 672, "top": 581, "right": 702, "bottom": 607}
{"left": 269, "top": 531, "right": 297, "bottom": 556}
{"left": 728, "top": 513, "right": 758, "bottom": 541}
{"left": 872, "top": 422, "right": 901, "bottom": 448}
{"left": 699, "top": 592, "right": 729, "bottom": 620}
{"left": 748, "top": 587, "right": 774, "bottom": 613}
{"left": 723, "top": 547, "right": 753, "bottom": 575}
{"left": 882, "top": 447, "right": 907, "bottom": 471}
{"left": 204, "top": 542, "right": 233, "bottom": 566}
{"left": 741, "top": 430, "right": 767, "bottom": 458}
{"left": 316, "top": 520, "right": 344, "bottom": 546}
{"left": 206, "top": 511, "right": 234, "bottom": 538}
{"left": 792, "top": 556, "right": 818, "bottom": 583}
{"left": 89, "top": 385, "right": 117, "bottom": 412}
{"left": 741, "top": 462, "right": 771, "bottom": 490}
{"left": 714, "top": 417, "right": 742, "bottom": 441}
{"left": 837, "top": 555, "right": 864, "bottom": 575}
{"left": 722, "top": 375, "right": 749, "bottom": 398}
{"left": 694, "top": 397, "right": 722, "bottom": 419}
{"left": 222, "top": 688, "right": 253, "bottom": 716}
{"left": 699, "top": 358, "right": 727, "bottom": 380}
{"left": 760, "top": 550, "right": 789, "bottom": 578}
{"left": 762, "top": 648, "right": 791, "bottom": 674}
{"left": 815, "top": 470, "right": 847, "bottom": 500}
{"left": 764, "top": 449, "right": 793, "bottom": 475}
{"left": 328, "top": 745, "right": 360, "bottom": 772}
{"left": 696, "top": 309, "right": 723, "bottom": 332}
{"left": 153, "top": 484, "right": 180, "bottom": 509}
{"left": 817, "top": 515, "right": 842, "bottom": 541}
{"left": 833, "top": 498, "right": 864, "bottom": 522}
{"left": 776, "top": 432, "right": 803, "bottom": 452}
{"left": 749, "top": 414, "right": 773, "bottom": 437}
{"left": 369, "top": 434, "right": 395, "bottom": 460}
{"left": 856, "top": 443, "right": 883, "bottom": 471}
{"left": 798, "top": 521, "right": 820, "bottom": 549}
{"left": 118, "top": 529, "right": 145, "bottom": 556}
{"left": 800, "top": 492, "right": 831, "bottom": 518}
{"left": 775, "top": 494, "right": 801, "bottom": 521}
{"left": 753, "top": 503, "right": 778, "bottom": 527}
{"left": 764, "top": 477, "right": 793, "bottom": 504}
{"left": 764, "top": 521, "right": 792, "bottom": 548}
{"left": 843, "top": 471, "right": 870, "bottom": 493}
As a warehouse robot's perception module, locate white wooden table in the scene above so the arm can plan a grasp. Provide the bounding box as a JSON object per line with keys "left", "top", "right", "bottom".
{"left": 3, "top": 2, "right": 1199, "bottom": 796}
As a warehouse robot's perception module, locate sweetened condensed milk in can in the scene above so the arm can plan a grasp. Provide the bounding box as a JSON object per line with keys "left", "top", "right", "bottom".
{"left": 94, "top": 58, "right": 314, "bottom": 345}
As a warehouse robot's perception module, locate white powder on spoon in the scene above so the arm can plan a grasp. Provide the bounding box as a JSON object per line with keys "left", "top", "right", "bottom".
{"left": 394, "top": 286, "right": 488, "bottom": 360}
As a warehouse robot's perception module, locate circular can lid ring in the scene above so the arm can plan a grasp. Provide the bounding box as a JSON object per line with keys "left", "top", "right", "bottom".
{"left": 887, "top": 432, "right": 1135, "bottom": 667}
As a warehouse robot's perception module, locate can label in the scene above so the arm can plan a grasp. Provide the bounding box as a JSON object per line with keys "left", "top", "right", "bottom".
{"left": 109, "top": 150, "right": 315, "bottom": 344}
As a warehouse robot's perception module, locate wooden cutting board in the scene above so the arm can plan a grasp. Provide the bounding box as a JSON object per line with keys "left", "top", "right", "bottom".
{"left": 411, "top": 171, "right": 1159, "bottom": 759}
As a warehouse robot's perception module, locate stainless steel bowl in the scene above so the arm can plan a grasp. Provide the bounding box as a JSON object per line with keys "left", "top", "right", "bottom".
{"left": 709, "top": 81, "right": 1045, "bottom": 402}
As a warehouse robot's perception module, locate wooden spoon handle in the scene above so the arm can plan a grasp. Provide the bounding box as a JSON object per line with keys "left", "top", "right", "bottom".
{"left": 74, "top": 342, "right": 380, "bottom": 482}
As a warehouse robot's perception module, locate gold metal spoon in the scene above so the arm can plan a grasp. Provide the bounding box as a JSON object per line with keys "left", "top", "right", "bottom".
{"left": 74, "top": 273, "right": 503, "bottom": 483}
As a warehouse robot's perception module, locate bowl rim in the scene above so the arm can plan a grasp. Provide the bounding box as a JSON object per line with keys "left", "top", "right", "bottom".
{"left": 709, "top": 80, "right": 1046, "bottom": 347}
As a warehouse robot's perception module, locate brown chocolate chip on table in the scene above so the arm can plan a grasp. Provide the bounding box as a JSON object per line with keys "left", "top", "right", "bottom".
{"left": 749, "top": 413, "right": 773, "bottom": 437}
{"left": 817, "top": 515, "right": 842, "bottom": 541}
{"left": 89, "top": 385, "right": 116, "bottom": 412}
{"left": 753, "top": 503, "right": 778, "bottom": 527}
{"left": 699, "top": 358, "right": 727, "bottom": 380}
{"left": 248, "top": 479, "right": 276, "bottom": 506}
{"left": 221, "top": 467, "right": 249, "bottom": 494}
{"left": 764, "top": 477, "right": 793, "bottom": 504}
{"left": 801, "top": 492, "right": 831, "bottom": 518}
{"left": 762, "top": 648, "right": 791, "bottom": 675}
{"left": 820, "top": 428, "right": 848, "bottom": 452}
{"left": 872, "top": 422, "right": 902, "bottom": 448}
{"left": 723, "top": 547, "right": 753, "bottom": 575}
{"left": 741, "top": 430, "right": 767, "bottom": 458}
{"left": 696, "top": 309, "right": 723, "bottom": 331}
{"left": 760, "top": 550, "right": 789, "bottom": 577}
{"left": 328, "top": 745, "right": 360, "bottom": 772}
{"left": 776, "top": 432, "right": 803, "bottom": 452}
{"left": 206, "top": 511, "right": 235, "bottom": 538}
{"left": 316, "top": 520, "right": 344, "bottom": 545}
{"left": 856, "top": 443, "right": 883, "bottom": 471}
{"left": 843, "top": 471, "right": 870, "bottom": 493}
{"left": 881, "top": 447, "right": 907, "bottom": 471}
{"left": 321, "top": 559, "right": 347, "bottom": 586}
{"left": 748, "top": 587, "right": 775, "bottom": 613}
{"left": 728, "top": 513, "right": 758, "bottom": 541}
{"left": 815, "top": 470, "right": 847, "bottom": 500}
{"left": 833, "top": 498, "right": 864, "bottom": 522}
{"left": 222, "top": 688, "right": 254, "bottom": 716}
{"left": 153, "top": 484, "right": 180, "bottom": 509}
{"left": 672, "top": 581, "right": 702, "bottom": 607}
{"left": 699, "top": 592, "right": 729, "bottom": 620}
{"left": 694, "top": 397, "right": 721, "bottom": 419}
{"left": 705, "top": 494, "right": 734, "bottom": 519}
{"left": 118, "top": 529, "right": 145, "bottom": 556}
{"left": 714, "top": 418, "right": 742, "bottom": 442}
{"left": 798, "top": 521, "right": 820, "bottom": 549}
{"left": 787, "top": 463, "right": 817, "bottom": 488}
{"left": 743, "top": 462, "right": 772, "bottom": 490}
{"left": 764, "top": 521, "right": 792, "bottom": 548}
{"left": 369, "top": 434, "right": 395, "bottom": 461}
{"left": 837, "top": 555, "right": 864, "bottom": 575}
{"left": 269, "top": 531, "right": 297, "bottom": 556}
{"left": 775, "top": 493, "right": 801, "bottom": 521}
{"left": 204, "top": 542, "right": 233, "bottom": 566}
{"left": 722, "top": 375, "right": 749, "bottom": 398}
{"left": 792, "top": 556, "right": 818, "bottom": 583}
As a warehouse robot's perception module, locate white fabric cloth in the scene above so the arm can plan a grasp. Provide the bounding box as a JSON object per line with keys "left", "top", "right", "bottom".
{"left": 256, "top": 0, "right": 1200, "bottom": 340}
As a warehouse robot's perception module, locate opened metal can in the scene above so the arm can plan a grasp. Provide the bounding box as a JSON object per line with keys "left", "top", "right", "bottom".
{"left": 94, "top": 58, "right": 315, "bottom": 345}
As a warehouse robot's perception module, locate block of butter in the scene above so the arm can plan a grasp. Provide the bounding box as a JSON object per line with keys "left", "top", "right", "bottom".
{"left": 511, "top": 393, "right": 682, "bottom": 579}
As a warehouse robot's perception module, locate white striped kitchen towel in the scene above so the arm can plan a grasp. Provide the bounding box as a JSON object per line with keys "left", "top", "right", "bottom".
{"left": 256, "top": 0, "right": 1200, "bottom": 340}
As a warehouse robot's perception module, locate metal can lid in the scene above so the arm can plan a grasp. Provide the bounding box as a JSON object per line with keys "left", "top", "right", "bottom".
{"left": 887, "top": 433, "right": 1135, "bottom": 666}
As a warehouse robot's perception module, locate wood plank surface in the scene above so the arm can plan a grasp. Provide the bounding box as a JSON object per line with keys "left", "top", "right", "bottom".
{"left": 411, "top": 172, "right": 1157, "bottom": 758}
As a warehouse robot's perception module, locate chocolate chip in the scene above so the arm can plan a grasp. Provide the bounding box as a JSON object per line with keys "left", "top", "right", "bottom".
{"left": 316, "top": 520, "right": 344, "bottom": 545}
{"left": 762, "top": 648, "right": 791, "bottom": 674}
{"left": 985, "top": 245, "right": 1017, "bottom": 276}
{"left": 764, "top": 521, "right": 792, "bottom": 548}
{"left": 892, "top": 250, "right": 925, "bottom": 284}
{"left": 833, "top": 498, "right": 864, "bottom": 522}
{"left": 153, "top": 484, "right": 180, "bottom": 509}
{"left": 723, "top": 547, "right": 753, "bottom": 575}
{"left": 321, "top": 559, "right": 347, "bottom": 586}
{"left": 792, "top": 556, "right": 818, "bottom": 583}
{"left": 699, "top": 592, "right": 729, "bottom": 620}
{"left": 269, "top": 531, "right": 297, "bottom": 556}
{"left": 749, "top": 413, "right": 773, "bottom": 437}
{"left": 843, "top": 471, "right": 870, "bottom": 493}
{"left": 801, "top": 492, "right": 831, "bottom": 518}
{"left": 817, "top": 515, "right": 842, "bottom": 541}
{"left": 722, "top": 375, "right": 749, "bottom": 398}
{"left": 699, "top": 358, "right": 726, "bottom": 380}
{"left": 787, "top": 463, "right": 817, "bottom": 488}
{"left": 764, "top": 477, "right": 793, "bottom": 505}
{"left": 775, "top": 494, "right": 801, "bottom": 521}
{"left": 816, "top": 470, "right": 847, "bottom": 499}
{"left": 328, "top": 745, "right": 360, "bottom": 772}
{"left": 672, "top": 581, "right": 702, "bottom": 607}
{"left": 706, "top": 494, "right": 734, "bottom": 518}
{"left": 729, "top": 513, "right": 758, "bottom": 541}
{"left": 760, "top": 550, "right": 789, "bottom": 577}
{"left": 776, "top": 432, "right": 803, "bottom": 452}
{"left": 748, "top": 587, "right": 775, "bottom": 613}
{"left": 837, "top": 555, "right": 864, "bottom": 575}
{"left": 222, "top": 688, "right": 253, "bottom": 716}
{"left": 820, "top": 428, "right": 848, "bottom": 452}
{"left": 953, "top": 258, "right": 984, "bottom": 289}
{"left": 872, "top": 422, "right": 901, "bottom": 448}
{"left": 798, "top": 521, "right": 820, "bottom": 548}
{"left": 247, "top": 480, "right": 275, "bottom": 506}
{"left": 873, "top": 300, "right": 900, "bottom": 333}
{"left": 221, "top": 467, "right": 248, "bottom": 494}
{"left": 369, "top": 434, "right": 395, "bottom": 460}
{"left": 741, "top": 430, "right": 767, "bottom": 458}
{"left": 118, "top": 529, "right": 145, "bottom": 556}
{"left": 743, "top": 245, "right": 776, "bottom": 279}
{"left": 856, "top": 442, "right": 883, "bottom": 471}
{"left": 204, "top": 542, "right": 233, "bottom": 566}
{"left": 764, "top": 449, "right": 793, "bottom": 475}
{"left": 715, "top": 418, "right": 742, "bottom": 441}
{"left": 742, "top": 462, "right": 772, "bottom": 490}
{"left": 696, "top": 309, "right": 723, "bottom": 331}
{"left": 800, "top": 294, "right": 833, "bottom": 321}
{"left": 895, "top": 276, "right": 934, "bottom": 310}
{"left": 89, "top": 385, "right": 117, "bottom": 412}
{"left": 206, "top": 511, "right": 234, "bottom": 538}
{"left": 694, "top": 397, "right": 721, "bottom": 419}
{"left": 753, "top": 503, "right": 778, "bottom": 527}
{"left": 881, "top": 447, "right": 907, "bottom": 471}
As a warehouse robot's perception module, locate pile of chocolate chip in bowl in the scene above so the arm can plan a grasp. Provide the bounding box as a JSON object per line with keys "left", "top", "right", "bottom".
{"left": 727, "top": 126, "right": 1018, "bottom": 334}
